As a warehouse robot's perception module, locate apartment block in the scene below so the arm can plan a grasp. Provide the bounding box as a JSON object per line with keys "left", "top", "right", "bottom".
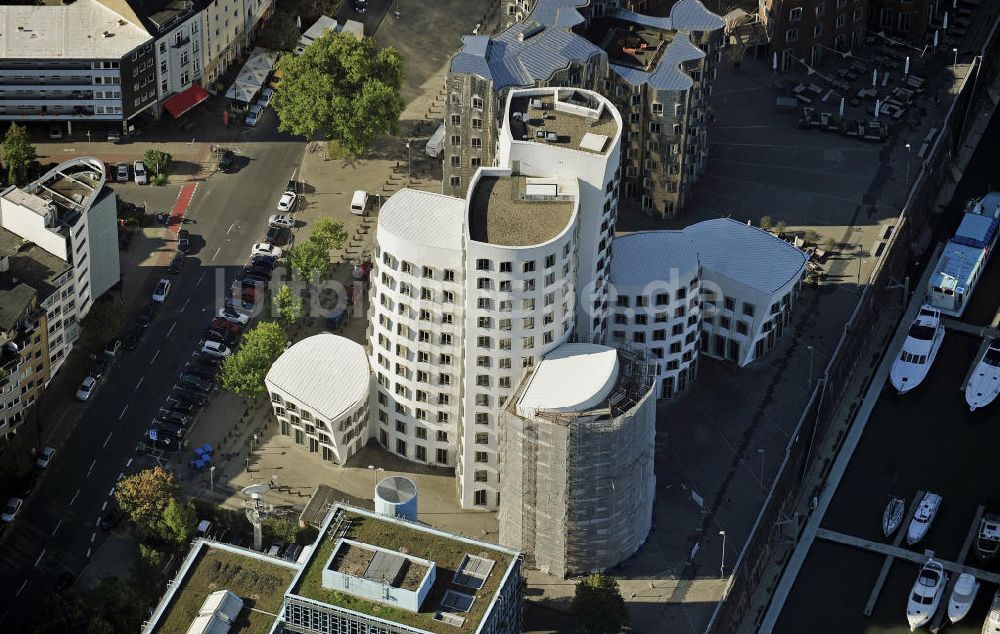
{"left": 867, "top": 0, "right": 935, "bottom": 44}
{"left": 0, "top": 157, "right": 120, "bottom": 376}
{"left": 759, "top": 0, "right": 868, "bottom": 71}
{"left": 446, "top": 0, "right": 724, "bottom": 219}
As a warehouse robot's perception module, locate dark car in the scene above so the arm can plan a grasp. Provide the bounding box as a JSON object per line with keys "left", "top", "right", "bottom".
{"left": 184, "top": 364, "right": 217, "bottom": 382}
{"left": 149, "top": 419, "right": 184, "bottom": 437}
{"left": 177, "top": 229, "right": 190, "bottom": 253}
{"left": 218, "top": 150, "right": 236, "bottom": 173}
{"left": 136, "top": 304, "right": 156, "bottom": 329}
{"left": 190, "top": 352, "right": 223, "bottom": 367}
{"left": 211, "top": 318, "right": 243, "bottom": 335}
{"left": 103, "top": 339, "right": 122, "bottom": 358}
{"left": 179, "top": 373, "right": 213, "bottom": 393}
{"left": 165, "top": 398, "right": 198, "bottom": 415}
{"left": 144, "top": 430, "right": 177, "bottom": 451}
{"left": 168, "top": 251, "right": 185, "bottom": 274}
{"left": 236, "top": 272, "right": 269, "bottom": 287}
{"left": 249, "top": 255, "right": 277, "bottom": 270}
{"left": 242, "top": 265, "right": 272, "bottom": 280}
{"left": 123, "top": 327, "right": 142, "bottom": 350}
{"left": 89, "top": 359, "right": 108, "bottom": 380}
{"left": 98, "top": 508, "right": 123, "bottom": 531}
{"left": 155, "top": 409, "right": 189, "bottom": 426}
{"left": 285, "top": 179, "right": 297, "bottom": 194}
{"left": 265, "top": 226, "right": 289, "bottom": 246}
{"left": 171, "top": 388, "right": 207, "bottom": 407}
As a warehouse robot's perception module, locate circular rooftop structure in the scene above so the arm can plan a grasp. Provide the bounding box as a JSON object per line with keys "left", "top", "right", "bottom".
{"left": 375, "top": 476, "right": 418, "bottom": 521}
{"left": 264, "top": 333, "right": 369, "bottom": 421}
{"left": 517, "top": 343, "right": 619, "bottom": 414}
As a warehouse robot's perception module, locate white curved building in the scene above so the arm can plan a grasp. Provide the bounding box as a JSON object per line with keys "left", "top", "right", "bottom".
{"left": 266, "top": 333, "right": 370, "bottom": 465}
{"left": 609, "top": 231, "right": 702, "bottom": 399}
{"left": 499, "top": 342, "right": 657, "bottom": 577}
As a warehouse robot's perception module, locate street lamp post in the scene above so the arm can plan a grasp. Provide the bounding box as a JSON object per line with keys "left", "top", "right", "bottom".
{"left": 367, "top": 464, "right": 384, "bottom": 493}
{"left": 210, "top": 465, "right": 216, "bottom": 497}
{"left": 405, "top": 139, "right": 411, "bottom": 181}
{"left": 953, "top": 47, "right": 959, "bottom": 72}
{"left": 904, "top": 142, "right": 912, "bottom": 190}
{"left": 719, "top": 530, "right": 727, "bottom": 579}
{"left": 252, "top": 433, "right": 258, "bottom": 453}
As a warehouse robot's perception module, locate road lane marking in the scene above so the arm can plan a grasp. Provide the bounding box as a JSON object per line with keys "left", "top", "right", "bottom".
{"left": 51, "top": 520, "right": 62, "bottom": 537}
{"left": 119, "top": 405, "right": 128, "bottom": 420}
{"left": 103, "top": 431, "right": 113, "bottom": 448}
{"left": 150, "top": 349, "right": 160, "bottom": 364}
{"left": 86, "top": 548, "right": 92, "bottom": 559}
{"left": 212, "top": 246, "right": 221, "bottom": 262}
{"left": 70, "top": 489, "right": 80, "bottom": 506}
{"left": 135, "top": 376, "right": 144, "bottom": 391}
{"left": 87, "top": 460, "right": 96, "bottom": 477}
{"left": 15, "top": 580, "right": 27, "bottom": 597}
{"left": 101, "top": 501, "right": 107, "bottom": 511}
{"left": 117, "top": 472, "right": 125, "bottom": 481}
{"left": 197, "top": 271, "right": 206, "bottom": 286}
{"left": 227, "top": 223, "right": 236, "bottom": 236}
{"left": 91, "top": 532, "right": 96, "bottom": 543}
{"left": 126, "top": 458, "right": 133, "bottom": 468}
{"left": 167, "top": 321, "right": 177, "bottom": 337}
{"left": 33, "top": 550, "right": 45, "bottom": 568}
{"left": 95, "top": 517, "right": 101, "bottom": 526}
{"left": 181, "top": 298, "right": 190, "bottom": 312}
{"left": 108, "top": 487, "right": 114, "bottom": 497}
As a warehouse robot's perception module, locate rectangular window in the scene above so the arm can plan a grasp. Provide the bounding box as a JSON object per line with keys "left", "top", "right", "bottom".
{"left": 437, "top": 448, "right": 448, "bottom": 464}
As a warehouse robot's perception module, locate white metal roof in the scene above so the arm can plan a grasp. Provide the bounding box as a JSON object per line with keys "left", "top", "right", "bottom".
{"left": 609, "top": 230, "right": 699, "bottom": 286}
{"left": 265, "top": 333, "right": 369, "bottom": 421}
{"left": 0, "top": 0, "right": 151, "bottom": 60}
{"left": 682, "top": 218, "right": 808, "bottom": 294}
{"left": 517, "top": 343, "right": 619, "bottom": 415}
{"left": 378, "top": 188, "right": 465, "bottom": 251}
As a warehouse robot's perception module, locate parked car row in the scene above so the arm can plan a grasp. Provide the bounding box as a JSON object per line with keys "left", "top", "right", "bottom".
{"left": 108, "top": 160, "right": 148, "bottom": 185}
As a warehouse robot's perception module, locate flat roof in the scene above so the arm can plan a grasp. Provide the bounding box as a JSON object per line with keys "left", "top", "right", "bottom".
{"left": 517, "top": 343, "right": 619, "bottom": 414}
{"left": 329, "top": 540, "right": 429, "bottom": 591}
{"left": 265, "top": 333, "right": 369, "bottom": 421}
{"left": 609, "top": 230, "right": 700, "bottom": 287}
{"left": 468, "top": 174, "right": 576, "bottom": 247}
{"left": 0, "top": 227, "right": 71, "bottom": 301}
{"left": 22, "top": 157, "right": 108, "bottom": 225}
{"left": 931, "top": 241, "right": 984, "bottom": 291}
{"left": 954, "top": 212, "right": 999, "bottom": 247}
{"left": 293, "top": 508, "right": 517, "bottom": 634}
{"left": 149, "top": 544, "right": 296, "bottom": 634}
{"left": 508, "top": 92, "right": 619, "bottom": 154}
{"left": 0, "top": 0, "right": 152, "bottom": 59}
{"left": 378, "top": 189, "right": 465, "bottom": 251}
{"left": 682, "top": 218, "right": 808, "bottom": 294}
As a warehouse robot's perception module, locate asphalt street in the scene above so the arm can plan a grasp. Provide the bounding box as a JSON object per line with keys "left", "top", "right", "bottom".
{"left": 0, "top": 111, "right": 305, "bottom": 625}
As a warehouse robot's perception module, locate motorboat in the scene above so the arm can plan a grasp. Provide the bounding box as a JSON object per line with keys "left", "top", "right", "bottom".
{"left": 890, "top": 306, "right": 945, "bottom": 394}
{"left": 883, "top": 497, "right": 906, "bottom": 538}
{"left": 907, "top": 559, "right": 947, "bottom": 631}
{"left": 948, "top": 572, "right": 979, "bottom": 624}
{"left": 983, "top": 588, "right": 1000, "bottom": 634}
{"left": 907, "top": 492, "right": 943, "bottom": 545}
{"left": 976, "top": 512, "right": 1000, "bottom": 561}
{"left": 966, "top": 340, "right": 1000, "bottom": 411}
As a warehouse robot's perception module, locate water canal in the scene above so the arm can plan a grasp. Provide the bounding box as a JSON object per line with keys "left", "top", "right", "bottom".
{"left": 774, "top": 110, "right": 1000, "bottom": 633}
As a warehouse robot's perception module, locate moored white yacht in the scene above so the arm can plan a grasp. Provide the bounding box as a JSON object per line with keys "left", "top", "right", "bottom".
{"left": 890, "top": 306, "right": 945, "bottom": 394}
{"left": 976, "top": 511, "right": 1000, "bottom": 561}
{"left": 966, "top": 340, "right": 1000, "bottom": 411}
{"left": 907, "top": 559, "right": 947, "bottom": 631}
{"left": 948, "top": 572, "right": 979, "bottom": 624}
{"left": 983, "top": 587, "right": 1000, "bottom": 634}
{"left": 907, "top": 492, "right": 943, "bottom": 545}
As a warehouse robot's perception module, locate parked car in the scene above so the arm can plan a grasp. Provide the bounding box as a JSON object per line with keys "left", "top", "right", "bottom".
{"left": 177, "top": 229, "right": 190, "bottom": 253}
{"left": 257, "top": 87, "right": 273, "bottom": 108}
{"left": 155, "top": 409, "right": 189, "bottom": 427}
{"left": 184, "top": 363, "right": 217, "bottom": 381}
{"left": 164, "top": 398, "right": 198, "bottom": 415}
{"left": 144, "top": 430, "right": 178, "bottom": 451}
{"left": 1, "top": 497, "right": 23, "bottom": 523}
{"left": 168, "top": 251, "right": 185, "bottom": 274}
{"left": 201, "top": 340, "right": 232, "bottom": 358}
{"left": 123, "top": 328, "right": 142, "bottom": 350}
{"left": 116, "top": 163, "right": 129, "bottom": 182}
{"left": 251, "top": 243, "right": 282, "bottom": 258}
{"left": 204, "top": 326, "right": 237, "bottom": 345}
{"left": 265, "top": 226, "right": 289, "bottom": 246}
{"left": 76, "top": 376, "right": 97, "bottom": 401}
{"left": 89, "top": 360, "right": 108, "bottom": 380}
{"left": 134, "top": 160, "right": 148, "bottom": 185}
{"left": 268, "top": 214, "right": 294, "bottom": 229}
{"left": 190, "top": 351, "right": 223, "bottom": 367}
{"left": 179, "top": 373, "right": 213, "bottom": 393}
{"left": 285, "top": 179, "right": 298, "bottom": 194}
{"left": 217, "top": 306, "right": 250, "bottom": 325}
{"left": 241, "top": 265, "right": 272, "bottom": 281}
{"left": 249, "top": 254, "right": 278, "bottom": 270}
{"left": 103, "top": 338, "right": 122, "bottom": 358}
{"left": 218, "top": 150, "right": 236, "bottom": 173}
{"left": 35, "top": 447, "right": 56, "bottom": 469}
{"left": 136, "top": 304, "right": 156, "bottom": 329}
{"left": 48, "top": 125, "right": 63, "bottom": 140}
{"left": 149, "top": 422, "right": 184, "bottom": 439}
{"left": 211, "top": 318, "right": 243, "bottom": 335}
{"left": 171, "top": 388, "right": 207, "bottom": 406}
{"left": 236, "top": 271, "right": 269, "bottom": 287}
{"left": 107, "top": 130, "right": 121, "bottom": 144}
{"left": 152, "top": 278, "right": 171, "bottom": 303}
{"left": 276, "top": 191, "right": 297, "bottom": 212}
{"left": 245, "top": 104, "right": 263, "bottom": 127}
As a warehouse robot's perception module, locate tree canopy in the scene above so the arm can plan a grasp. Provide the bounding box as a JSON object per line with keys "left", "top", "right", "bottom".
{"left": 273, "top": 284, "right": 304, "bottom": 324}
{"left": 257, "top": 11, "right": 300, "bottom": 51}
{"left": 160, "top": 497, "right": 198, "bottom": 547}
{"left": 572, "top": 573, "right": 631, "bottom": 634}
{"left": 311, "top": 218, "right": 348, "bottom": 252}
{"left": 288, "top": 238, "right": 330, "bottom": 285}
{"left": 219, "top": 321, "right": 288, "bottom": 398}
{"left": 78, "top": 300, "right": 124, "bottom": 353}
{"left": 3, "top": 123, "right": 38, "bottom": 186}
{"left": 272, "top": 33, "right": 404, "bottom": 156}
{"left": 143, "top": 149, "right": 172, "bottom": 174}
{"left": 114, "top": 467, "right": 176, "bottom": 537}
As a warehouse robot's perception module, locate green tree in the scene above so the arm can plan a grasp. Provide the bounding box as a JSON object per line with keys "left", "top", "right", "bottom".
{"left": 143, "top": 149, "right": 172, "bottom": 175}
{"left": 272, "top": 33, "right": 405, "bottom": 156}
{"left": 257, "top": 11, "right": 300, "bottom": 51}
{"left": 114, "top": 467, "right": 176, "bottom": 537}
{"left": 85, "top": 578, "right": 146, "bottom": 633}
{"left": 219, "top": 321, "right": 287, "bottom": 398}
{"left": 78, "top": 300, "right": 124, "bottom": 353}
{"left": 572, "top": 573, "right": 631, "bottom": 634}
{"left": 310, "top": 218, "right": 347, "bottom": 252}
{"left": 3, "top": 123, "right": 38, "bottom": 186}
{"left": 160, "top": 497, "right": 198, "bottom": 547}
{"left": 288, "top": 238, "right": 330, "bottom": 284}
{"left": 273, "top": 284, "right": 304, "bottom": 324}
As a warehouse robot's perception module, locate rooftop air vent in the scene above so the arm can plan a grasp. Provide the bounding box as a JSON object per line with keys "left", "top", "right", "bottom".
{"left": 518, "top": 22, "right": 545, "bottom": 41}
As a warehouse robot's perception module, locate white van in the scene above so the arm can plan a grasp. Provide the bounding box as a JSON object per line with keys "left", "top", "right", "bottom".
{"left": 425, "top": 123, "right": 445, "bottom": 158}
{"left": 350, "top": 190, "right": 368, "bottom": 216}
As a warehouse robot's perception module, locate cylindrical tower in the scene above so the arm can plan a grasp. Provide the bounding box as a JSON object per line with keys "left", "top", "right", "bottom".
{"left": 374, "top": 476, "right": 418, "bottom": 522}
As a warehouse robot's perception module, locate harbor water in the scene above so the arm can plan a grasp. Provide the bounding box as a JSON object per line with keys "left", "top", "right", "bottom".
{"left": 774, "top": 110, "right": 1000, "bottom": 632}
